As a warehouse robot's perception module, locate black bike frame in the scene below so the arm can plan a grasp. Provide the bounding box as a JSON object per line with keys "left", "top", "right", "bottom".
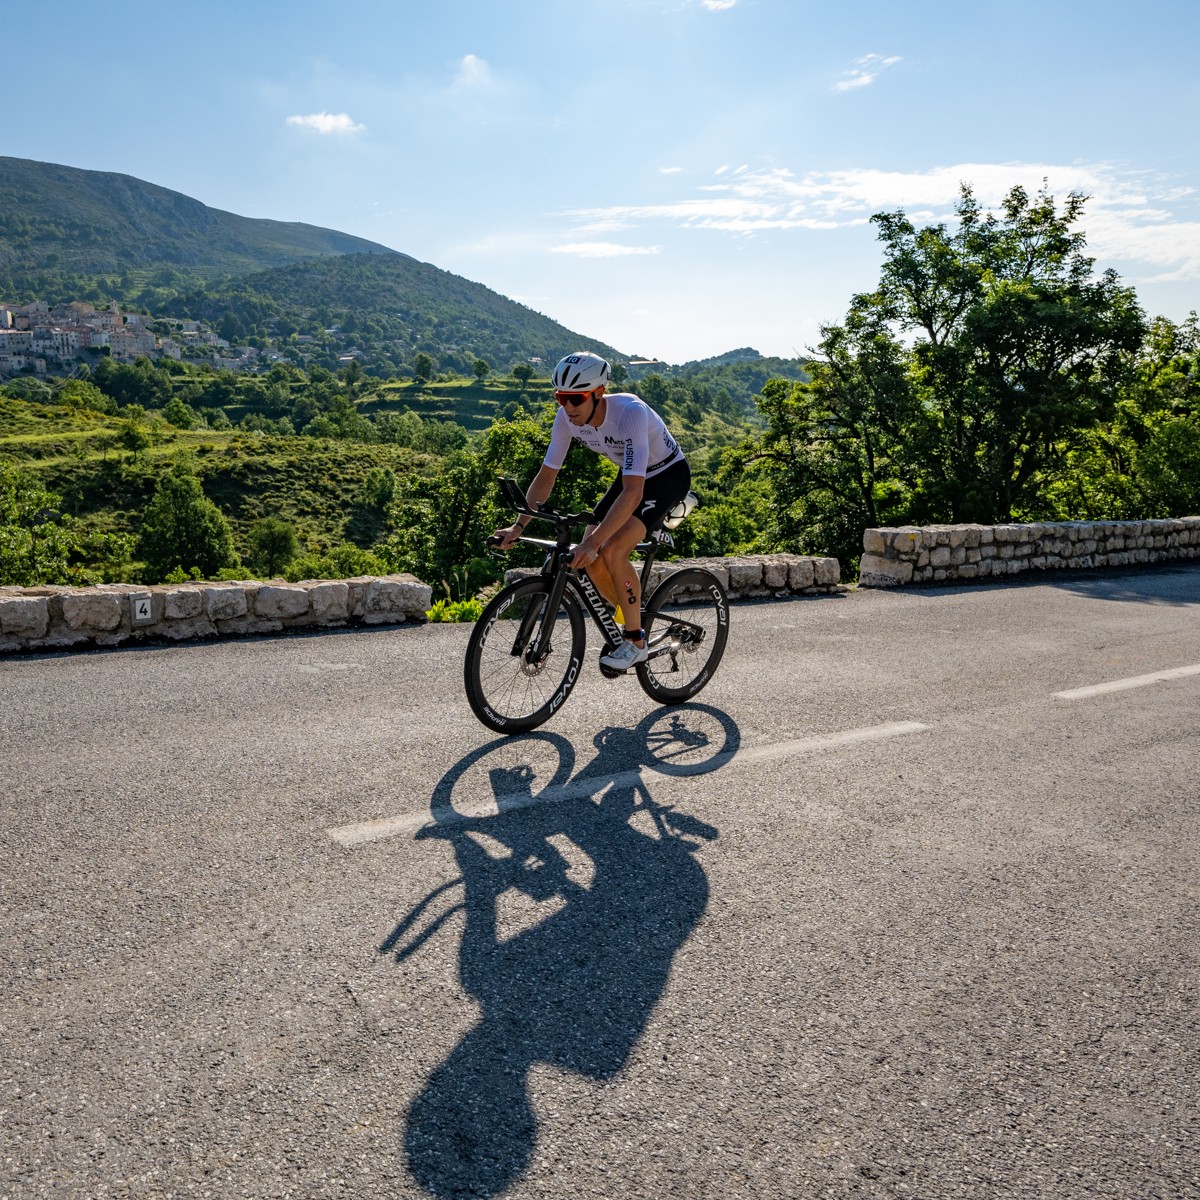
{"left": 519, "top": 534, "right": 673, "bottom": 663}
{"left": 493, "top": 475, "right": 693, "bottom": 666}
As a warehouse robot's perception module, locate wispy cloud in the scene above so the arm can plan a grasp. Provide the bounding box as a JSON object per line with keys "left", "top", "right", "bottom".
{"left": 700, "top": 0, "right": 737, "bottom": 9}
{"left": 454, "top": 53, "right": 491, "bottom": 88}
{"left": 834, "top": 54, "right": 901, "bottom": 92}
{"left": 552, "top": 242, "right": 662, "bottom": 258}
{"left": 285, "top": 111, "right": 365, "bottom": 135}
{"left": 557, "top": 162, "right": 1200, "bottom": 280}
{"left": 660, "top": 166, "right": 684, "bottom": 175}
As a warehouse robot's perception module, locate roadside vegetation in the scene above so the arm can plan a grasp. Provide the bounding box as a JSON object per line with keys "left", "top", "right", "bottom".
{"left": 2, "top": 185, "right": 1197, "bottom": 591}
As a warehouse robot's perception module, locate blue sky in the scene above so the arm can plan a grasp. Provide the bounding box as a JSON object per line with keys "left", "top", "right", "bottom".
{"left": 6, "top": 0, "right": 1199, "bottom": 362}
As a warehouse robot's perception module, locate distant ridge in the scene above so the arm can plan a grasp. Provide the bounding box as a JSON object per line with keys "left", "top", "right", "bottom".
{"left": 0, "top": 156, "right": 623, "bottom": 370}
{"left": 0, "top": 156, "right": 399, "bottom": 279}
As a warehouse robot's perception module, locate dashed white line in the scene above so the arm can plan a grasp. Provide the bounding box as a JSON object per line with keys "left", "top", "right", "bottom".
{"left": 326, "top": 720, "right": 930, "bottom": 848}
{"left": 1053, "top": 663, "right": 1200, "bottom": 701}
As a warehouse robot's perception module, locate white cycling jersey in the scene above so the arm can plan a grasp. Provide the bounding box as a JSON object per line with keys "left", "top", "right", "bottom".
{"left": 543, "top": 392, "right": 683, "bottom": 478}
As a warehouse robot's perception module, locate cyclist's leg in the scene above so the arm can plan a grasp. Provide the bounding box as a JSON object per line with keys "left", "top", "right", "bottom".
{"left": 583, "top": 474, "right": 625, "bottom": 611}
{"left": 601, "top": 460, "right": 691, "bottom": 644}
{"left": 597, "top": 515, "right": 649, "bottom": 644}
{"left": 583, "top": 530, "right": 622, "bottom": 610}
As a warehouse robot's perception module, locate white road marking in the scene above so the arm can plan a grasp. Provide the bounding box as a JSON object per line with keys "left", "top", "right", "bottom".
{"left": 326, "top": 720, "right": 931, "bottom": 848}
{"left": 1053, "top": 663, "right": 1200, "bottom": 701}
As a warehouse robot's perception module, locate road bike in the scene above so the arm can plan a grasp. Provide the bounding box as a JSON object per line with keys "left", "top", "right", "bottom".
{"left": 464, "top": 477, "right": 729, "bottom": 734}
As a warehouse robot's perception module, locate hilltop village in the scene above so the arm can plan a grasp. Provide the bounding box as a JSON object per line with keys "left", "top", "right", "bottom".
{"left": 0, "top": 299, "right": 291, "bottom": 380}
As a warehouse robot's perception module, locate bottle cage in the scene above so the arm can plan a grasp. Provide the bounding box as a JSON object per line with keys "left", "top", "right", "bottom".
{"left": 661, "top": 490, "right": 699, "bottom": 531}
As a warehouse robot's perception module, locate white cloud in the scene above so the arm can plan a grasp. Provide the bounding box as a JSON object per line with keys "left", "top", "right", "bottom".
{"left": 558, "top": 162, "right": 1200, "bottom": 280}
{"left": 834, "top": 54, "right": 902, "bottom": 93}
{"left": 455, "top": 54, "right": 491, "bottom": 88}
{"left": 659, "top": 166, "right": 684, "bottom": 175}
{"left": 285, "top": 111, "right": 365, "bottom": 135}
{"left": 701, "top": 0, "right": 737, "bottom": 9}
{"left": 552, "top": 242, "right": 662, "bottom": 258}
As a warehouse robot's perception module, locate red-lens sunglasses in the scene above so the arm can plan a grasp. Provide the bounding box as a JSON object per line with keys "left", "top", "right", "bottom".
{"left": 554, "top": 390, "right": 594, "bottom": 407}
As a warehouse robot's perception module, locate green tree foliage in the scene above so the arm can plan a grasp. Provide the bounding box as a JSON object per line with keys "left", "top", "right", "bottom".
{"left": 740, "top": 183, "right": 1155, "bottom": 566}
{"left": 738, "top": 300, "right": 926, "bottom": 562}
{"left": 56, "top": 378, "right": 116, "bottom": 414}
{"left": 137, "top": 463, "right": 239, "bottom": 582}
{"left": 92, "top": 357, "right": 171, "bottom": 409}
{"left": 378, "top": 414, "right": 613, "bottom": 598}
{"left": 870, "top": 184, "right": 1145, "bottom": 522}
{"left": 413, "top": 352, "right": 435, "bottom": 384}
{"left": 0, "top": 461, "right": 132, "bottom": 586}
{"left": 1044, "top": 314, "right": 1200, "bottom": 519}
{"left": 282, "top": 542, "right": 387, "bottom": 582}
{"left": 472, "top": 358, "right": 491, "bottom": 382}
{"left": 246, "top": 516, "right": 299, "bottom": 578}
{"left": 511, "top": 363, "right": 534, "bottom": 386}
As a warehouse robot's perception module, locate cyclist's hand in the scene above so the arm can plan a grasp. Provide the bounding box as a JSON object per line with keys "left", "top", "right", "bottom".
{"left": 570, "top": 536, "right": 599, "bottom": 569}
{"left": 491, "top": 524, "right": 521, "bottom": 551}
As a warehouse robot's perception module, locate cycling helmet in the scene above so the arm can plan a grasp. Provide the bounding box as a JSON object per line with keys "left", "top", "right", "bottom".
{"left": 552, "top": 351, "right": 610, "bottom": 392}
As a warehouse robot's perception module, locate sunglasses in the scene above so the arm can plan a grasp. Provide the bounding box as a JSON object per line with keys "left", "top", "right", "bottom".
{"left": 554, "top": 390, "right": 595, "bottom": 407}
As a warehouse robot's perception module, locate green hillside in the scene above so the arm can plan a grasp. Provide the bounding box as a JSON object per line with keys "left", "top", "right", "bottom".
{"left": 0, "top": 156, "right": 624, "bottom": 372}
{"left": 0, "top": 156, "right": 396, "bottom": 283}
{"left": 161, "top": 253, "right": 621, "bottom": 373}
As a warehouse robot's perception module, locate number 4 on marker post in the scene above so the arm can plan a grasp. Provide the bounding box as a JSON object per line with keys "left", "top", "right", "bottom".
{"left": 130, "top": 592, "right": 154, "bottom": 625}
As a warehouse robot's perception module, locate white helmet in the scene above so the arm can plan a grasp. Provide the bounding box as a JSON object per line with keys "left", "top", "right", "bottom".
{"left": 552, "top": 351, "right": 610, "bottom": 392}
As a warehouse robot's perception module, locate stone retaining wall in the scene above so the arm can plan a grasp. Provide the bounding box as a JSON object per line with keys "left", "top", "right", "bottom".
{"left": 858, "top": 518, "right": 1200, "bottom": 587}
{"left": 0, "top": 575, "right": 432, "bottom": 655}
{"left": 506, "top": 554, "right": 842, "bottom": 598}
{"left": 0, "top": 553, "right": 842, "bottom": 656}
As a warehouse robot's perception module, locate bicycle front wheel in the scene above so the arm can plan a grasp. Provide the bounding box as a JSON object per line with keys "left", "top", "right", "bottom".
{"left": 635, "top": 568, "right": 729, "bottom": 705}
{"left": 464, "top": 578, "right": 586, "bottom": 734}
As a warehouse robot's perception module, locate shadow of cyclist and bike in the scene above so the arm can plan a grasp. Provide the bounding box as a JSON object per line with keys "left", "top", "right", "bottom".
{"left": 378, "top": 703, "right": 740, "bottom": 1198}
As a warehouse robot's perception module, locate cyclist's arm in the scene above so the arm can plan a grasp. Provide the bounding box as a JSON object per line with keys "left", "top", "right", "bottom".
{"left": 520, "top": 464, "right": 559, "bottom": 527}
{"left": 494, "top": 464, "right": 559, "bottom": 548}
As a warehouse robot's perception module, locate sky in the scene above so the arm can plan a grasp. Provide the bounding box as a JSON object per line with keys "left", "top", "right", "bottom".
{"left": 6, "top": 0, "right": 1200, "bottom": 364}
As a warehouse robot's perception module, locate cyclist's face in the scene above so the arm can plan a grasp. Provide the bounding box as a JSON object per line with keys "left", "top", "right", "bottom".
{"left": 556, "top": 387, "right": 601, "bottom": 422}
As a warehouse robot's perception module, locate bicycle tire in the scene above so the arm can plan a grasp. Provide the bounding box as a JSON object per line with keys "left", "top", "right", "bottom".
{"left": 635, "top": 568, "right": 729, "bottom": 705}
{"left": 464, "top": 577, "right": 586, "bottom": 734}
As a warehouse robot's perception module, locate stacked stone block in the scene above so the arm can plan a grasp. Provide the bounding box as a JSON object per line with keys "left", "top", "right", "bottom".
{"left": 506, "top": 553, "right": 841, "bottom": 598}
{"left": 858, "top": 518, "right": 1200, "bottom": 587}
{"left": 0, "top": 574, "right": 431, "bottom": 655}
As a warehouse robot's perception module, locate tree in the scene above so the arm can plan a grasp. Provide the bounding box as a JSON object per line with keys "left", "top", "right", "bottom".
{"left": 163, "top": 396, "right": 199, "bottom": 429}
{"left": 472, "top": 358, "right": 492, "bottom": 383}
{"left": 511, "top": 363, "right": 534, "bottom": 386}
{"left": 739, "top": 299, "right": 929, "bottom": 564}
{"left": 869, "top": 183, "right": 1145, "bottom": 522}
{"left": 413, "top": 352, "right": 435, "bottom": 384}
{"left": 610, "top": 363, "right": 629, "bottom": 388}
{"left": 137, "top": 464, "right": 239, "bottom": 582}
{"left": 247, "top": 516, "right": 299, "bottom": 578}
{"left": 0, "top": 462, "right": 132, "bottom": 586}
{"left": 56, "top": 379, "right": 115, "bottom": 414}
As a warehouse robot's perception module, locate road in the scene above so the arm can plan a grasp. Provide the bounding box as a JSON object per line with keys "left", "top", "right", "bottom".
{"left": 2, "top": 565, "right": 1198, "bottom": 1199}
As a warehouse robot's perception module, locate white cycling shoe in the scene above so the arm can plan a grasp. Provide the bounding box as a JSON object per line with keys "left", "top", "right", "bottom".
{"left": 600, "top": 639, "right": 647, "bottom": 671}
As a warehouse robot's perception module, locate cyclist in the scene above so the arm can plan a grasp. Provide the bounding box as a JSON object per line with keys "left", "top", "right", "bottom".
{"left": 493, "top": 351, "right": 691, "bottom": 671}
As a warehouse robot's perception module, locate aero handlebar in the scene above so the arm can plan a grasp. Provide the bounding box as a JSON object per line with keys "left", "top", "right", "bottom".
{"left": 494, "top": 475, "right": 596, "bottom": 529}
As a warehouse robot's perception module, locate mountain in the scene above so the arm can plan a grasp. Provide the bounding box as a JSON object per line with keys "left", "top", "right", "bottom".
{"left": 0, "top": 156, "right": 397, "bottom": 280}
{"left": 160, "top": 252, "right": 620, "bottom": 371}
{"left": 0, "top": 156, "right": 621, "bottom": 371}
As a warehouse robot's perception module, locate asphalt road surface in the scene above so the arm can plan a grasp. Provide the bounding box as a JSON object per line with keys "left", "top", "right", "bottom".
{"left": 2, "top": 565, "right": 1198, "bottom": 1200}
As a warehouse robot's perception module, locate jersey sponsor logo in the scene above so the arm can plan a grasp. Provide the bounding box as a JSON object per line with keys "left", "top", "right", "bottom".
{"left": 604, "top": 435, "right": 625, "bottom": 447}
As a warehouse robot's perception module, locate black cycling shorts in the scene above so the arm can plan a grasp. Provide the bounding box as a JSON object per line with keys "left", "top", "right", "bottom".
{"left": 591, "top": 457, "right": 692, "bottom": 536}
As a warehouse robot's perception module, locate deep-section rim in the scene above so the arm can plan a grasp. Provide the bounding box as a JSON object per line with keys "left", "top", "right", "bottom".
{"left": 464, "top": 577, "right": 586, "bottom": 734}
{"left": 635, "top": 567, "right": 729, "bottom": 705}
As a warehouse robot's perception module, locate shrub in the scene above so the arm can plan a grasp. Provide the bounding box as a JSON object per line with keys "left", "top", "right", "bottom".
{"left": 426, "top": 597, "right": 483, "bottom": 622}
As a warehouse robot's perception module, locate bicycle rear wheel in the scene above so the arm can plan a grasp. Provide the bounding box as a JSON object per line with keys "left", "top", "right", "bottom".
{"left": 635, "top": 568, "right": 729, "bottom": 705}
{"left": 464, "top": 578, "right": 586, "bottom": 733}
